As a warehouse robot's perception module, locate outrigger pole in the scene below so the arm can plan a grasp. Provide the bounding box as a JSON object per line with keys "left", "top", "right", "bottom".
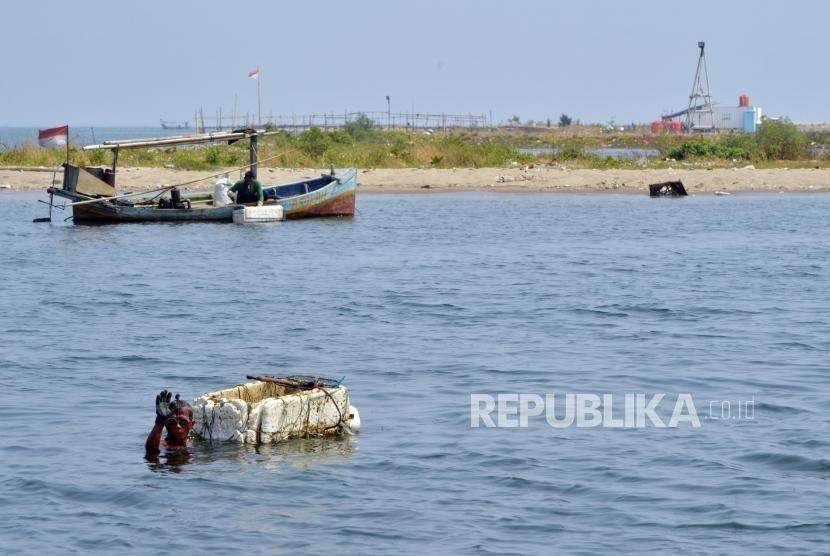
{"left": 82, "top": 128, "right": 268, "bottom": 151}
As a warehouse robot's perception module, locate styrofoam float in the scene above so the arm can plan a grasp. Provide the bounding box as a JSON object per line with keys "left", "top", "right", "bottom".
{"left": 192, "top": 380, "right": 359, "bottom": 444}
{"left": 232, "top": 205, "right": 285, "bottom": 223}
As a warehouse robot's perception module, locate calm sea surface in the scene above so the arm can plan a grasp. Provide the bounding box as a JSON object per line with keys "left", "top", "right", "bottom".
{"left": 1, "top": 191, "right": 829, "bottom": 553}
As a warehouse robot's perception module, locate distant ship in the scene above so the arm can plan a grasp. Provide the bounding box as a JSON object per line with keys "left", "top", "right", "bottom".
{"left": 160, "top": 119, "right": 189, "bottom": 130}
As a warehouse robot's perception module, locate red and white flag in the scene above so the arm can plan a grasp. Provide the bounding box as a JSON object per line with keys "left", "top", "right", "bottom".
{"left": 248, "top": 68, "right": 260, "bottom": 79}
{"left": 38, "top": 125, "right": 69, "bottom": 148}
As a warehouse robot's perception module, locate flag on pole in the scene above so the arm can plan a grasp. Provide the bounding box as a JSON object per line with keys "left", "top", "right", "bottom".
{"left": 248, "top": 68, "right": 260, "bottom": 79}
{"left": 38, "top": 125, "right": 69, "bottom": 148}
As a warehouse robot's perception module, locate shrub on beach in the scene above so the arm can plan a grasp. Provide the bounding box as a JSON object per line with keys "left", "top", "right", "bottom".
{"left": 343, "top": 113, "right": 376, "bottom": 140}
{"left": 666, "top": 138, "right": 750, "bottom": 161}
{"left": 663, "top": 122, "right": 807, "bottom": 162}
{"left": 296, "top": 127, "right": 330, "bottom": 158}
{"left": 755, "top": 120, "right": 806, "bottom": 160}
{"left": 88, "top": 148, "right": 107, "bottom": 165}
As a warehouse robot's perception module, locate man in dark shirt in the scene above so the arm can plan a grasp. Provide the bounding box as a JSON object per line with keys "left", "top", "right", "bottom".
{"left": 228, "top": 170, "right": 264, "bottom": 205}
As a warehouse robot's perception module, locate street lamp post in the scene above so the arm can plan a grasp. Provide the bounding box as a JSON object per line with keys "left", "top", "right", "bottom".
{"left": 386, "top": 95, "right": 391, "bottom": 130}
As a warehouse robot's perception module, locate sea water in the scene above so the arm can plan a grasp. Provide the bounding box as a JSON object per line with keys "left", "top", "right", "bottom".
{"left": 0, "top": 191, "right": 828, "bottom": 553}
{"left": 0, "top": 127, "right": 202, "bottom": 149}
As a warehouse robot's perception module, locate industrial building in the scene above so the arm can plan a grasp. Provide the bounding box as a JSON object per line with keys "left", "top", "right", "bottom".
{"left": 655, "top": 42, "right": 763, "bottom": 134}
{"left": 685, "top": 94, "right": 763, "bottom": 132}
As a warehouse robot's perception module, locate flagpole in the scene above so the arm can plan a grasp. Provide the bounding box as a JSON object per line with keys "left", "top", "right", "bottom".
{"left": 257, "top": 70, "right": 262, "bottom": 126}
{"left": 66, "top": 125, "right": 70, "bottom": 164}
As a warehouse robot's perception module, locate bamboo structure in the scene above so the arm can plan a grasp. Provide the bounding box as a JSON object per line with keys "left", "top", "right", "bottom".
{"left": 192, "top": 110, "right": 491, "bottom": 132}
{"left": 83, "top": 129, "right": 270, "bottom": 151}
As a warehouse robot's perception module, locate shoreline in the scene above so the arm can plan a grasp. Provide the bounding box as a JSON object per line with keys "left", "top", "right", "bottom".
{"left": 1, "top": 166, "right": 829, "bottom": 194}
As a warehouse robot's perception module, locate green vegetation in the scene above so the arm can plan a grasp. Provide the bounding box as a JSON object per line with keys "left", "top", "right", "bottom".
{"left": 665, "top": 138, "right": 752, "bottom": 161}
{"left": 756, "top": 119, "right": 807, "bottom": 159}
{"left": 342, "top": 112, "right": 375, "bottom": 139}
{"left": 665, "top": 120, "right": 810, "bottom": 162}
{"left": 1, "top": 118, "right": 826, "bottom": 171}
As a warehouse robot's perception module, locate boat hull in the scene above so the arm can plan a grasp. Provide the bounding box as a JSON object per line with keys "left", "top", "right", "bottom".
{"left": 70, "top": 201, "right": 235, "bottom": 223}
{"left": 267, "top": 168, "right": 357, "bottom": 219}
{"left": 284, "top": 188, "right": 355, "bottom": 219}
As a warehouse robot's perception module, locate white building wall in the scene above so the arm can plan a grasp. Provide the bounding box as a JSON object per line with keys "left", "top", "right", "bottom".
{"left": 690, "top": 106, "right": 763, "bottom": 130}
{"left": 713, "top": 107, "right": 744, "bottom": 129}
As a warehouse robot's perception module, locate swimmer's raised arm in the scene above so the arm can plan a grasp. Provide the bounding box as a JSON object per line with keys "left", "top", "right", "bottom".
{"left": 145, "top": 390, "right": 173, "bottom": 454}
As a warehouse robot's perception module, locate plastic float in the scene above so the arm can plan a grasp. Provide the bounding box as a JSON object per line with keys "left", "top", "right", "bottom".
{"left": 192, "top": 375, "right": 360, "bottom": 444}
{"left": 232, "top": 204, "right": 285, "bottom": 223}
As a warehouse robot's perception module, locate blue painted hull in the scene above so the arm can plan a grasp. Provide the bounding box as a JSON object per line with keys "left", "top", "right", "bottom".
{"left": 263, "top": 168, "right": 357, "bottom": 219}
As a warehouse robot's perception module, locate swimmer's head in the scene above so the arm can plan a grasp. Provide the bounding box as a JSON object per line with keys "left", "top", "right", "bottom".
{"left": 164, "top": 395, "right": 193, "bottom": 445}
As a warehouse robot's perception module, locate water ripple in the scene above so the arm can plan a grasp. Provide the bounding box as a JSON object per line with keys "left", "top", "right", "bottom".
{"left": 1, "top": 192, "right": 829, "bottom": 552}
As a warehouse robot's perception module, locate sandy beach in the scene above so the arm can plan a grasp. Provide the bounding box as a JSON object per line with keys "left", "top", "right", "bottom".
{"left": 1, "top": 166, "right": 829, "bottom": 194}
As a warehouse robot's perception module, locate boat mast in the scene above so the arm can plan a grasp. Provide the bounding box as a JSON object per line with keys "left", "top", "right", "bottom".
{"left": 111, "top": 147, "right": 119, "bottom": 184}
{"left": 257, "top": 71, "right": 262, "bottom": 126}
{"left": 250, "top": 134, "right": 258, "bottom": 179}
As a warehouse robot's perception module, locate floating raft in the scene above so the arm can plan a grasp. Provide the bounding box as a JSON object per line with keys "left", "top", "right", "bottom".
{"left": 192, "top": 376, "right": 360, "bottom": 444}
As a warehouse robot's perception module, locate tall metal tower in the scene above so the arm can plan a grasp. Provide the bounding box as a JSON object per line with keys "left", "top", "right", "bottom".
{"left": 685, "top": 41, "right": 714, "bottom": 131}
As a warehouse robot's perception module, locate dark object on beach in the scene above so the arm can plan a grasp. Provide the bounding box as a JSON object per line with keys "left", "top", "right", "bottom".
{"left": 649, "top": 180, "right": 688, "bottom": 197}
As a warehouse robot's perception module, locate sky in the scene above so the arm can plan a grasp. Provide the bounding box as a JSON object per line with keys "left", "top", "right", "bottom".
{"left": 1, "top": 0, "right": 827, "bottom": 126}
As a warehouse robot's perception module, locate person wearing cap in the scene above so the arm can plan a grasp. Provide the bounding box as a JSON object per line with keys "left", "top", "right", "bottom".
{"left": 228, "top": 170, "right": 264, "bottom": 205}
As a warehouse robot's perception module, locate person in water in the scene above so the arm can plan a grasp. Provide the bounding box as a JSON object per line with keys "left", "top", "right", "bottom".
{"left": 228, "top": 170, "right": 264, "bottom": 205}
{"left": 145, "top": 390, "right": 193, "bottom": 455}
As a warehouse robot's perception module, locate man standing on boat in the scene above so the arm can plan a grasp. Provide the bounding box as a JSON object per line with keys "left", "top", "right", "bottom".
{"left": 228, "top": 170, "right": 264, "bottom": 205}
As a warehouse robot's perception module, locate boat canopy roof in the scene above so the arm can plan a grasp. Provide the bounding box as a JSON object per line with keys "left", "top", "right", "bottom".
{"left": 83, "top": 128, "right": 270, "bottom": 151}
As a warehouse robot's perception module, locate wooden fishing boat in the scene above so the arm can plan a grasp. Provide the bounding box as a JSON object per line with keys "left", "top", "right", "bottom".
{"left": 41, "top": 129, "right": 357, "bottom": 224}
